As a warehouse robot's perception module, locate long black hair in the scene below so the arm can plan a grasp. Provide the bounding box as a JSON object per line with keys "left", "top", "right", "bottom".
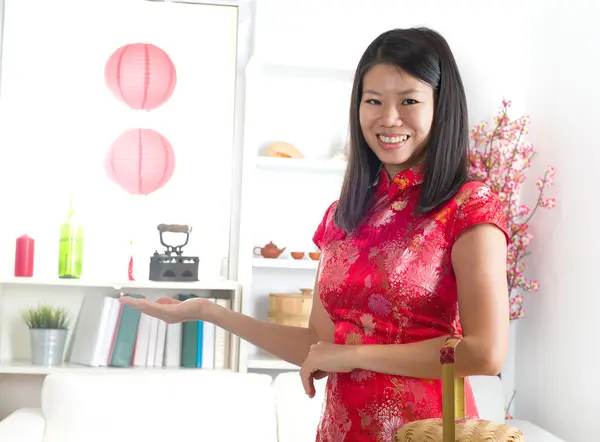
{"left": 334, "top": 27, "right": 470, "bottom": 232}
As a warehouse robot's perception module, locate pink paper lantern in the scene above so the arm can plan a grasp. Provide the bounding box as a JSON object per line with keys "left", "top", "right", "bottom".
{"left": 104, "top": 43, "right": 177, "bottom": 111}
{"left": 105, "top": 128, "right": 176, "bottom": 195}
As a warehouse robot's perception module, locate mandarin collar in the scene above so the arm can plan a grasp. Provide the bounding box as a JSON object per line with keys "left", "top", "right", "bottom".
{"left": 373, "top": 163, "right": 425, "bottom": 199}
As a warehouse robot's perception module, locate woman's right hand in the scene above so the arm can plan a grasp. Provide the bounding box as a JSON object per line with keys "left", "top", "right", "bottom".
{"left": 119, "top": 295, "right": 215, "bottom": 324}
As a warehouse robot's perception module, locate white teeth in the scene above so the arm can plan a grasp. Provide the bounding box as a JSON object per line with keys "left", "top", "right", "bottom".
{"left": 379, "top": 135, "right": 408, "bottom": 143}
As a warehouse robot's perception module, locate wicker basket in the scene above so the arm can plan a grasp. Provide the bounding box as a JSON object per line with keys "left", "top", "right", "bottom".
{"left": 394, "top": 336, "right": 525, "bottom": 442}
{"left": 268, "top": 292, "right": 312, "bottom": 327}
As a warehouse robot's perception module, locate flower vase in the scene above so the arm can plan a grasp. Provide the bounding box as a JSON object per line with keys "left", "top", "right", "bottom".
{"left": 30, "top": 328, "right": 67, "bottom": 366}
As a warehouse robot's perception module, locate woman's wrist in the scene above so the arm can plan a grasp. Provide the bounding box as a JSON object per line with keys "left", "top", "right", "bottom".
{"left": 199, "top": 298, "right": 224, "bottom": 323}
{"left": 344, "top": 344, "right": 364, "bottom": 371}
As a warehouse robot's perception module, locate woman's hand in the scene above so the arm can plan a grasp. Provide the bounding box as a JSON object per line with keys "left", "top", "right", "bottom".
{"left": 119, "top": 296, "right": 215, "bottom": 324}
{"left": 300, "top": 342, "right": 356, "bottom": 398}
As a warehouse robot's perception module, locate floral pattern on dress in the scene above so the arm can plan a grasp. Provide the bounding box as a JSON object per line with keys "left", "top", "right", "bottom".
{"left": 312, "top": 166, "right": 509, "bottom": 442}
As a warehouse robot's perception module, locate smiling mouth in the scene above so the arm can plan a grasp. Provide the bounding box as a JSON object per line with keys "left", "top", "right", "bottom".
{"left": 376, "top": 134, "right": 410, "bottom": 150}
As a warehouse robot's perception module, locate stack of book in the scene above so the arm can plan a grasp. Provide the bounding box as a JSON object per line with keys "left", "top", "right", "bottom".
{"left": 65, "top": 293, "right": 231, "bottom": 369}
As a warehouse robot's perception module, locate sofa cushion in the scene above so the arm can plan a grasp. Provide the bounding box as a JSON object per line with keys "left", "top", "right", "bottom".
{"left": 40, "top": 370, "right": 278, "bottom": 442}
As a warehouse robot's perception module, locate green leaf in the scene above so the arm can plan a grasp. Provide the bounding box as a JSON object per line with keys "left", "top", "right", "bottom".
{"left": 21, "top": 304, "right": 71, "bottom": 330}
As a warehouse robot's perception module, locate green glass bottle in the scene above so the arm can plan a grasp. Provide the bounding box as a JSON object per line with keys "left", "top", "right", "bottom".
{"left": 58, "top": 193, "right": 84, "bottom": 279}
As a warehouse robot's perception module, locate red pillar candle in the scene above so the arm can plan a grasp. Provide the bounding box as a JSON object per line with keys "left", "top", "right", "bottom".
{"left": 15, "top": 234, "right": 35, "bottom": 277}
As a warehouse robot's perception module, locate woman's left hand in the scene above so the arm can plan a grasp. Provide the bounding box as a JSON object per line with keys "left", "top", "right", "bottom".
{"left": 300, "top": 342, "right": 356, "bottom": 397}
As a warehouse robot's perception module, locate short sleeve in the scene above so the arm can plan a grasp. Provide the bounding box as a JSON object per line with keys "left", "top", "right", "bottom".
{"left": 449, "top": 181, "right": 509, "bottom": 245}
{"left": 312, "top": 201, "right": 341, "bottom": 250}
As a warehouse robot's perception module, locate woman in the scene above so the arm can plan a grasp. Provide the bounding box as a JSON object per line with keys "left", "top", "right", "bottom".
{"left": 121, "top": 27, "right": 509, "bottom": 442}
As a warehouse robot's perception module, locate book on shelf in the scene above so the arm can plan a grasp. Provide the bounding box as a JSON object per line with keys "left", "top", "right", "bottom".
{"left": 65, "top": 293, "right": 231, "bottom": 370}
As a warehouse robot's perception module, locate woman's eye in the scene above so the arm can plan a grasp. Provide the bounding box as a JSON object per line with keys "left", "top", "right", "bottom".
{"left": 402, "top": 99, "right": 418, "bottom": 105}
{"left": 365, "top": 99, "right": 381, "bottom": 105}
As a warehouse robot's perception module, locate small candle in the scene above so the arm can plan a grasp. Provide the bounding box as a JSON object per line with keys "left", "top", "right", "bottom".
{"left": 15, "top": 234, "right": 35, "bottom": 277}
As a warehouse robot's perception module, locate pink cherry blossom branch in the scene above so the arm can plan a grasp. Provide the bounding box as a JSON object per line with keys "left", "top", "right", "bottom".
{"left": 469, "top": 100, "right": 556, "bottom": 320}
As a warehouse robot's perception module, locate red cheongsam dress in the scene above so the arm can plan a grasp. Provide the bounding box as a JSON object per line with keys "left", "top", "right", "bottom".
{"left": 312, "top": 164, "right": 508, "bottom": 442}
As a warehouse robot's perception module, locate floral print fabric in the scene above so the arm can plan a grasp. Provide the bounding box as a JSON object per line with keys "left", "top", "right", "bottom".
{"left": 312, "top": 165, "right": 508, "bottom": 442}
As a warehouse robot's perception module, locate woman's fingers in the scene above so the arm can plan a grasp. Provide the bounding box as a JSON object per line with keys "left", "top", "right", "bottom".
{"left": 157, "top": 297, "right": 180, "bottom": 305}
{"left": 119, "top": 296, "right": 177, "bottom": 308}
{"left": 119, "top": 296, "right": 173, "bottom": 320}
{"left": 118, "top": 296, "right": 190, "bottom": 324}
{"left": 313, "top": 370, "right": 328, "bottom": 380}
{"left": 119, "top": 297, "right": 158, "bottom": 312}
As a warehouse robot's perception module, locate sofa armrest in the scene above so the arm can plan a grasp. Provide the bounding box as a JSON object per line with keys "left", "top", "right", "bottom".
{"left": 0, "top": 407, "right": 45, "bottom": 442}
{"left": 509, "top": 420, "right": 565, "bottom": 442}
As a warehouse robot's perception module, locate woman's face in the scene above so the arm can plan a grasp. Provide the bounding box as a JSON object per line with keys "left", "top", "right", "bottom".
{"left": 359, "top": 63, "right": 435, "bottom": 177}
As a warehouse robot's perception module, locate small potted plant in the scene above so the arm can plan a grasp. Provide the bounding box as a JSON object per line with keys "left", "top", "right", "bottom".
{"left": 22, "top": 304, "right": 71, "bottom": 366}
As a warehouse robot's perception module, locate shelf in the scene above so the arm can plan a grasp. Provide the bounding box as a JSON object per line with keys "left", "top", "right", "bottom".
{"left": 252, "top": 258, "right": 318, "bottom": 270}
{"left": 0, "top": 360, "right": 228, "bottom": 375}
{"left": 247, "top": 354, "right": 299, "bottom": 371}
{"left": 0, "top": 278, "right": 240, "bottom": 292}
{"left": 255, "top": 156, "right": 347, "bottom": 172}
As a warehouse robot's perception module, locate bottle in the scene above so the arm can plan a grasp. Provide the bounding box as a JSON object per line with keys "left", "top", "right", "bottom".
{"left": 128, "top": 239, "right": 135, "bottom": 281}
{"left": 58, "top": 193, "right": 84, "bottom": 279}
{"left": 15, "top": 234, "right": 35, "bottom": 277}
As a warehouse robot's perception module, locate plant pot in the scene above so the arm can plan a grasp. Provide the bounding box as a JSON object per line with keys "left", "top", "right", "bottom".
{"left": 30, "top": 328, "right": 67, "bottom": 366}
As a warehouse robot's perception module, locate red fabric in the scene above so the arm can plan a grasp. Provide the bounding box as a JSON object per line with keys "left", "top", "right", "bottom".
{"left": 312, "top": 165, "right": 508, "bottom": 442}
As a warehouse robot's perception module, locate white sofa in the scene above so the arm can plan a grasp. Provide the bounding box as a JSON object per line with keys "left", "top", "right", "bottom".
{"left": 0, "top": 370, "right": 564, "bottom": 442}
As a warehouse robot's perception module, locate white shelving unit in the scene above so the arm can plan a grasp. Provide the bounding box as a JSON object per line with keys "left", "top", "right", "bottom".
{"left": 234, "top": 57, "right": 353, "bottom": 372}
{"left": 0, "top": 277, "right": 240, "bottom": 292}
{"left": 0, "top": 278, "right": 242, "bottom": 374}
{"left": 252, "top": 257, "right": 319, "bottom": 270}
{"left": 247, "top": 352, "right": 299, "bottom": 371}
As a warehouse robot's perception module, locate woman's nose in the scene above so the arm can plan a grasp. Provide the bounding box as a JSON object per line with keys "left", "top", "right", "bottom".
{"left": 380, "top": 104, "right": 403, "bottom": 127}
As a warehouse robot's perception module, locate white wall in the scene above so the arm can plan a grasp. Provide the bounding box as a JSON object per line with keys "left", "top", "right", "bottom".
{"left": 515, "top": 1, "right": 599, "bottom": 440}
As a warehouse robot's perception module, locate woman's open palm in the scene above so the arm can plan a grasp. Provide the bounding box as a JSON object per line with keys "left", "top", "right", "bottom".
{"left": 119, "top": 296, "right": 208, "bottom": 324}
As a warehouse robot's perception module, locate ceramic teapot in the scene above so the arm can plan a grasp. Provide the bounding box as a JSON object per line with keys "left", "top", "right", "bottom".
{"left": 253, "top": 241, "right": 286, "bottom": 259}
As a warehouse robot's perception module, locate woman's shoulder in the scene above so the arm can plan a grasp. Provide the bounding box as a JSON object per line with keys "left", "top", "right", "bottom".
{"left": 450, "top": 180, "right": 501, "bottom": 209}
{"left": 313, "top": 200, "right": 343, "bottom": 250}
{"left": 456, "top": 179, "right": 495, "bottom": 197}
{"left": 444, "top": 179, "right": 508, "bottom": 243}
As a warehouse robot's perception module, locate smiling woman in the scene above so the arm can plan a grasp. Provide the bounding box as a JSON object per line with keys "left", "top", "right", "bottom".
{"left": 302, "top": 28, "right": 508, "bottom": 441}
